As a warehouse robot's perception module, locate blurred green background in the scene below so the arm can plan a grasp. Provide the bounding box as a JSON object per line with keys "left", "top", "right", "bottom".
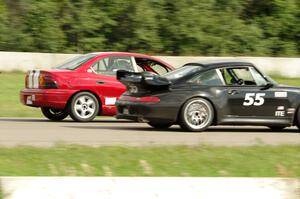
{"left": 0, "top": 0, "right": 299, "bottom": 56}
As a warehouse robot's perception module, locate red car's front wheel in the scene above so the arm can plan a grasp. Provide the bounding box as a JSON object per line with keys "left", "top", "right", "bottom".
{"left": 68, "top": 92, "right": 100, "bottom": 122}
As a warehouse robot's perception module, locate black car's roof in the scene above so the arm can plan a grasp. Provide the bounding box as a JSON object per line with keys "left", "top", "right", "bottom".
{"left": 184, "top": 60, "right": 254, "bottom": 69}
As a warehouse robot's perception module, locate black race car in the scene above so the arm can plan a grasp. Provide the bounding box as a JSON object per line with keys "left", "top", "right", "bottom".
{"left": 116, "top": 60, "right": 300, "bottom": 132}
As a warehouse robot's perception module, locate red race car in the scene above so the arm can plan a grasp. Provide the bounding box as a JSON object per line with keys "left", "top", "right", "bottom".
{"left": 20, "top": 52, "right": 174, "bottom": 122}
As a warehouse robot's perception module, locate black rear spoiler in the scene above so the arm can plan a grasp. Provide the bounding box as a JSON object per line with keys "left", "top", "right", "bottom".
{"left": 117, "top": 70, "right": 170, "bottom": 94}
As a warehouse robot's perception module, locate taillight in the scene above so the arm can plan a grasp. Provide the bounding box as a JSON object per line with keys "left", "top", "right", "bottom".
{"left": 39, "top": 73, "right": 58, "bottom": 89}
{"left": 120, "top": 96, "right": 160, "bottom": 103}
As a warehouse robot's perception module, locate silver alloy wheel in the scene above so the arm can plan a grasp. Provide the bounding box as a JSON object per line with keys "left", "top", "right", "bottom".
{"left": 183, "top": 99, "right": 212, "bottom": 130}
{"left": 73, "top": 95, "right": 96, "bottom": 119}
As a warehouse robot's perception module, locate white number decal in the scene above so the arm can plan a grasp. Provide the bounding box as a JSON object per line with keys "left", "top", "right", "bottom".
{"left": 243, "top": 93, "right": 265, "bottom": 106}
{"left": 253, "top": 93, "right": 265, "bottom": 106}
{"left": 243, "top": 93, "right": 255, "bottom": 106}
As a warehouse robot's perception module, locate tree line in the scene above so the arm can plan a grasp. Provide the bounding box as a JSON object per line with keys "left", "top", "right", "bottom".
{"left": 0, "top": 0, "right": 299, "bottom": 56}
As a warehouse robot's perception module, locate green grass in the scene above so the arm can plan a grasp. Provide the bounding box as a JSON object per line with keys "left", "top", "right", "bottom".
{"left": 1, "top": 72, "right": 300, "bottom": 117}
{"left": 0, "top": 145, "right": 299, "bottom": 177}
{"left": 0, "top": 72, "right": 41, "bottom": 117}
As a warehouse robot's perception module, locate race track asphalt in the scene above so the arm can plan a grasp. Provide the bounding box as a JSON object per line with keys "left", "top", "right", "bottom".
{"left": 0, "top": 117, "right": 300, "bottom": 147}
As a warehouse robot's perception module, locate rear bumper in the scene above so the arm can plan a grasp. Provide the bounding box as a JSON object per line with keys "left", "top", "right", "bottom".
{"left": 116, "top": 101, "right": 177, "bottom": 123}
{"left": 20, "top": 89, "right": 73, "bottom": 109}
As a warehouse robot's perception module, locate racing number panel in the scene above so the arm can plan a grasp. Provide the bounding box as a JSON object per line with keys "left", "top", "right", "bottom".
{"left": 224, "top": 87, "right": 291, "bottom": 118}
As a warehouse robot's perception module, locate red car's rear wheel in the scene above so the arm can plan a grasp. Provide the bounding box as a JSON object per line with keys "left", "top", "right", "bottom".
{"left": 41, "top": 107, "right": 68, "bottom": 121}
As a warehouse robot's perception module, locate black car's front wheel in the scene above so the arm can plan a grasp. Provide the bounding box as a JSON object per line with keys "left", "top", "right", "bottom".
{"left": 180, "top": 98, "right": 214, "bottom": 132}
{"left": 268, "top": 126, "right": 286, "bottom": 131}
{"left": 295, "top": 108, "right": 300, "bottom": 131}
{"left": 41, "top": 107, "right": 68, "bottom": 121}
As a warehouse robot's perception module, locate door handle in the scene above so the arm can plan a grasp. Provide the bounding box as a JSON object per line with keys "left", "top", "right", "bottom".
{"left": 228, "top": 89, "right": 239, "bottom": 95}
{"left": 96, "top": 80, "right": 105, "bottom": 84}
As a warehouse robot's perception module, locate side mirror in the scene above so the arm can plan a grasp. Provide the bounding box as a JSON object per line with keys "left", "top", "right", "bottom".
{"left": 261, "top": 82, "right": 273, "bottom": 90}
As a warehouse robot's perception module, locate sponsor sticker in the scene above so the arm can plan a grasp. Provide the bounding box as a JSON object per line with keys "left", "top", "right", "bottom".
{"left": 275, "top": 92, "right": 287, "bottom": 98}
{"left": 129, "top": 85, "right": 138, "bottom": 93}
{"left": 287, "top": 108, "right": 295, "bottom": 114}
{"left": 105, "top": 97, "right": 116, "bottom": 105}
{"left": 275, "top": 111, "right": 285, "bottom": 117}
{"left": 123, "top": 108, "right": 129, "bottom": 115}
{"left": 145, "top": 77, "right": 154, "bottom": 80}
{"left": 277, "top": 106, "right": 285, "bottom": 111}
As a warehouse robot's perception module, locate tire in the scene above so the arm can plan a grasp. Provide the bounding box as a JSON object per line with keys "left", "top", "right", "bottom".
{"left": 268, "top": 126, "right": 286, "bottom": 131}
{"left": 148, "top": 121, "right": 173, "bottom": 129}
{"left": 295, "top": 108, "right": 300, "bottom": 131}
{"left": 41, "top": 107, "right": 68, "bottom": 121}
{"left": 179, "top": 98, "right": 214, "bottom": 132}
{"left": 68, "top": 92, "right": 100, "bottom": 122}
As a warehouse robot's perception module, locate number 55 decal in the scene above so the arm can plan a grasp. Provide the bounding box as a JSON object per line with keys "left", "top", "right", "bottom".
{"left": 243, "top": 93, "right": 266, "bottom": 106}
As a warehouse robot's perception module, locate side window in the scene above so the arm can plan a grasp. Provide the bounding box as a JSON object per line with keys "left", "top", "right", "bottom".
{"left": 150, "top": 63, "right": 169, "bottom": 75}
{"left": 232, "top": 68, "right": 255, "bottom": 82}
{"left": 220, "top": 67, "right": 257, "bottom": 86}
{"left": 250, "top": 67, "right": 268, "bottom": 86}
{"left": 92, "top": 57, "right": 109, "bottom": 74}
{"left": 135, "top": 57, "right": 170, "bottom": 75}
{"left": 91, "top": 56, "right": 134, "bottom": 75}
{"left": 189, "top": 69, "right": 224, "bottom": 85}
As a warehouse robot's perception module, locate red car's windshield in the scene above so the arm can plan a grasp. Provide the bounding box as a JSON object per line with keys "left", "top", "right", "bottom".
{"left": 55, "top": 54, "right": 97, "bottom": 70}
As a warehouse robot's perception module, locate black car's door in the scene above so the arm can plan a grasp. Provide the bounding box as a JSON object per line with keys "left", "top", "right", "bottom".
{"left": 225, "top": 86, "right": 288, "bottom": 117}
{"left": 220, "top": 67, "right": 290, "bottom": 120}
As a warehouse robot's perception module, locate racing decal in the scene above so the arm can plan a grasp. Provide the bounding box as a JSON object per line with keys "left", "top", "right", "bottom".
{"left": 105, "top": 97, "right": 117, "bottom": 105}
{"left": 28, "top": 70, "right": 40, "bottom": 89}
{"left": 275, "top": 111, "right": 285, "bottom": 117}
{"left": 243, "top": 93, "right": 266, "bottom": 106}
{"left": 275, "top": 106, "right": 285, "bottom": 117}
{"left": 129, "top": 85, "right": 138, "bottom": 94}
{"left": 33, "top": 70, "right": 40, "bottom": 88}
{"left": 277, "top": 106, "right": 285, "bottom": 111}
{"left": 275, "top": 92, "right": 287, "bottom": 98}
{"left": 28, "top": 71, "right": 34, "bottom": 88}
{"left": 287, "top": 108, "right": 295, "bottom": 114}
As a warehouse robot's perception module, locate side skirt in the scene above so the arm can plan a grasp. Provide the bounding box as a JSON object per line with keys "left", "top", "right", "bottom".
{"left": 218, "top": 116, "right": 293, "bottom": 126}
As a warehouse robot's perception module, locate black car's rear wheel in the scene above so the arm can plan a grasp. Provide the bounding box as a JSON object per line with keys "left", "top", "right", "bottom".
{"left": 69, "top": 92, "right": 99, "bottom": 122}
{"left": 41, "top": 107, "right": 68, "bottom": 121}
{"left": 148, "top": 121, "right": 173, "bottom": 129}
{"left": 180, "top": 98, "right": 214, "bottom": 132}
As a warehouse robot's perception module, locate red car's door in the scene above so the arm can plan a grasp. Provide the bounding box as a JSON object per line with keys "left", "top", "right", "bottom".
{"left": 88, "top": 55, "right": 134, "bottom": 115}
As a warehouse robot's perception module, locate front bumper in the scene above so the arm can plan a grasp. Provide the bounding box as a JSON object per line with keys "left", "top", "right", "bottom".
{"left": 20, "top": 89, "right": 73, "bottom": 109}
{"left": 116, "top": 100, "right": 177, "bottom": 123}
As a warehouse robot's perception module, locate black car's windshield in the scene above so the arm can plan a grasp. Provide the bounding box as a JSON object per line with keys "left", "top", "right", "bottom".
{"left": 162, "top": 65, "right": 201, "bottom": 81}
{"left": 55, "top": 54, "right": 97, "bottom": 70}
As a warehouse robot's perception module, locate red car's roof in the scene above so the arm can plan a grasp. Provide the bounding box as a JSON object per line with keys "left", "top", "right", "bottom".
{"left": 88, "top": 52, "right": 174, "bottom": 69}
